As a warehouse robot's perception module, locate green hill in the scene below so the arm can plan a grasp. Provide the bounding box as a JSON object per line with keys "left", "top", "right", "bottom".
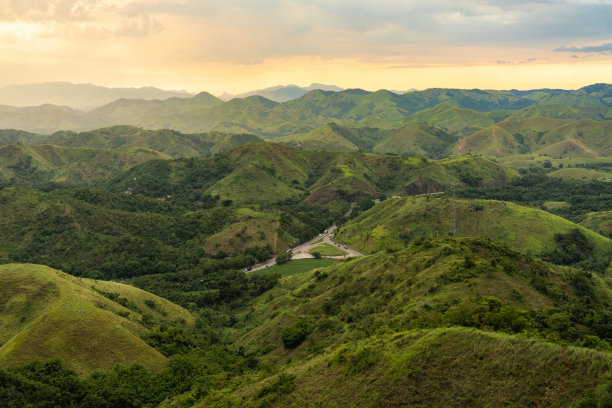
{"left": 506, "top": 104, "right": 612, "bottom": 121}
{"left": 0, "top": 125, "right": 263, "bottom": 158}
{"left": 404, "top": 102, "right": 495, "bottom": 137}
{"left": 372, "top": 123, "right": 456, "bottom": 157}
{"left": 196, "top": 237, "right": 612, "bottom": 407}
{"left": 273, "top": 123, "right": 362, "bottom": 151}
{"left": 0, "top": 143, "right": 169, "bottom": 186}
{"left": 216, "top": 328, "right": 612, "bottom": 407}
{"left": 535, "top": 119, "right": 612, "bottom": 158}
{"left": 580, "top": 211, "right": 612, "bottom": 238}
{"left": 105, "top": 143, "right": 514, "bottom": 206}
{"left": 0, "top": 263, "right": 193, "bottom": 376}
{"left": 335, "top": 195, "right": 612, "bottom": 263}
{"left": 452, "top": 118, "right": 612, "bottom": 158}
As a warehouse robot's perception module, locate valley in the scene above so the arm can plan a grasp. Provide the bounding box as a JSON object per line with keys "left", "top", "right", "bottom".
{"left": 0, "top": 83, "right": 611, "bottom": 407}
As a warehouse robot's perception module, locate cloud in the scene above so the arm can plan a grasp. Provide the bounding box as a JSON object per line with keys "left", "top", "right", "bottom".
{"left": 554, "top": 41, "right": 612, "bottom": 53}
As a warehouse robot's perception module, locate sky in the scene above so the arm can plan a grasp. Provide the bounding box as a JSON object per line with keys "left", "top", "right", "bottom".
{"left": 0, "top": 0, "right": 611, "bottom": 94}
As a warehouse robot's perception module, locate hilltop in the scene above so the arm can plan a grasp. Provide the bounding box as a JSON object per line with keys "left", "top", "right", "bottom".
{"left": 453, "top": 117, "right": 612, "bottom": 158}
{"left": 0, "top": 263, "right": 193, "bottom": 376}
{"left": 335, "top": 195, "right": 612, "bottom": 272}
{"left": 196, "top": 237, "right": 612, "bottom": 406}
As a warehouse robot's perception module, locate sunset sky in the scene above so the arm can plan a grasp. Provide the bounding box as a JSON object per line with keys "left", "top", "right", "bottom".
{"left": 1, "top": 0, "right": 611, "bottom": 94}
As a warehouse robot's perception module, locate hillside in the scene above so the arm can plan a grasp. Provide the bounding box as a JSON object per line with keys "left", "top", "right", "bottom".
{"left": 580, "top": 211, "right": 612, "bottom": 238}
{"left": 273, "top": 123, "right": 362, "bottom": 151}
{"left": 0, "top": 143, "right": 169, "bottom": 186}
{"left": 196, "top": 237, "right": 612, "bottom": 407}
{"left": 371, "top": 123, "right": 456, "bottom": 157}
{"left": 404, "top": 102, "right": 495, "bottom": 137}
{"left": 106, "top": 143, "right": 514, "bottom": 206}
{"left": 335, "top": 195, "right": 612, "bottom": 264}
{"left": 0, "top": 263, "right": 193, "bottom": 376}
{"left": 452, "top": 117, "right": 612, "bottom": 158}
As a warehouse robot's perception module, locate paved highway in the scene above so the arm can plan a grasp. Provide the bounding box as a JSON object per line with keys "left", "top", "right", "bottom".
{"left": 244, "top": 225, "right": 364, "bottom": 272}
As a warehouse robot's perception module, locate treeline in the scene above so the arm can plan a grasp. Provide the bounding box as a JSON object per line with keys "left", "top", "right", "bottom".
{"left": 458, "top": 173, "right": 612, "bottom": 222}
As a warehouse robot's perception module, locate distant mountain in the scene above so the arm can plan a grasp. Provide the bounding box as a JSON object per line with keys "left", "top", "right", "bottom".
{"left": 219, "top": 83, "right": 343, "bottom": 102}
{"left": 0, "top": 84, "right": 611, "bottom": 136}
{"left": 0, "top": 82, "right": 194, "bottom": 110}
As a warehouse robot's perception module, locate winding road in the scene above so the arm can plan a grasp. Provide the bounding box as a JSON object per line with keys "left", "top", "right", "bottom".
{"left": 244, "top": 225, "right": 364, "bottom": 273}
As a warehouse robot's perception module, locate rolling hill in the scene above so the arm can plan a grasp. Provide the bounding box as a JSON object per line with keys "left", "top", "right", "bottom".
{"left": 404, "top": 102, "right": 495, "bottom": 137}
{"left": 335, "top": 195, "right": 612, "bottom": 264}
{"left": 0, "top": 125, "right": 263, "bottom": 158}
{"left": 0, "top": 143, "right": 170, "bottom": 186}
{"left": 195, "top": 236, "right": 612, "bottom": 407}
{"left": 452, "top": 117, "right": 612, "bottom": 158}
{"left": 0, "top": 263, "right": 193, "bottom": 376}
{"left": 106, "top": 143, "right": 515, "bottom": 206}
{"left": 371, "top": 123, "right": 457, "bottom": 157}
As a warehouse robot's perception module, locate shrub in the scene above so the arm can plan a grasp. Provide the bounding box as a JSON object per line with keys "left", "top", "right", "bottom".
{"left": 281, "top": 320, "right": 311, "bottom": 349}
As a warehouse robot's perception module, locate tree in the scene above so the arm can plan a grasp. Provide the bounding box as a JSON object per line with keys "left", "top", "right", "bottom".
{"left": 276, "top": 251, "right": 292, "bottom": 265}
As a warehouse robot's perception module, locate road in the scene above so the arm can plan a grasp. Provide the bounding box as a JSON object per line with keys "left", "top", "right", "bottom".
{"left": 244, "top": 225, "right": 364, "bottom": 272}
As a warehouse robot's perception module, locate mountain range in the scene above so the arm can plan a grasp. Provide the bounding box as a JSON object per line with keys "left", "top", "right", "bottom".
{"left": 0, "top": 82, "right": 194, "bottom": 110}
{"left": 0, "top": 83, "right": 609, "bottom": 136}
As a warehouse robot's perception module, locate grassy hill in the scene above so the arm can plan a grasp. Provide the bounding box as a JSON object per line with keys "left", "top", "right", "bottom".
{"left": 580, "top": 211, "right": 612, "bottom": 238}
{"left": 452, "top": 117, "right": 612, "bottom": 158}
{"left": 0, "top": 125, "right": 263, "bottom": 158}
{"left": 0, "top": 143, "right": 169, "bottom": 186}
{"left": 214, "top": 328, "right": 612, "bottom": 407}
{"left": 104, "top": 143, "right": 514, "bottom": 207}
{"left": 371, "top": 123, "right": 456, "bottom": 157}
{"left": 0, "top": 263, "right": 193, "bottom": 376}
{"left": 404, "top": 102, "right": 495, "bottom": 137}
{"left": 273, "top": 123, "right": 373, "bottom": 152}
{"left": 505, "top": 104, "right": 612, "bottom": 121}
{"left": 334, "top": 195, "right": 612, "bottom": 262}
{"left": 195, "top": 237, "right": 612, "bottom": 407}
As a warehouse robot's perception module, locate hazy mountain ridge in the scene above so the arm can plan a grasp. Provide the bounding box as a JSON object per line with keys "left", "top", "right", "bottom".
{"left": 0, "top": 82, "right": 194, "bottom": 110}
{"left": 1, "top": 83, "right": 610, "bottom": 136}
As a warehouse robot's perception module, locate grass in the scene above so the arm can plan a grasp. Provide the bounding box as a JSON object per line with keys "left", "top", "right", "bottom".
{"left": 224, "top": 328, "right": 612, "bottom": 407}
{"left": 335, "top": 194, "right": 612, "bottom": 257}
{"left": 549, "top": 167, "right": 612, "bottom": 181}
{"left": 251, "top": 259, "right": 338, "bottom": 277}
{"left": 197, "top": 236, "right": 612, "bottom": 407}
{"left": 308, "top": 243, "right": 348, "bottom": 257}
{"left": 543, "top": 201, "right": 570, "bottom": 210}
{"left": 0, "top": 263, "right": 193, "bottom": 376}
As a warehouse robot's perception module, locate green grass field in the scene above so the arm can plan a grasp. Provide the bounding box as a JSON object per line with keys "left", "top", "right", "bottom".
{"left": 308, "top": 243, "right": 348, "bottom": 257}
{"left": 251, "top": 258, "right": 338, "bottom": 277}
